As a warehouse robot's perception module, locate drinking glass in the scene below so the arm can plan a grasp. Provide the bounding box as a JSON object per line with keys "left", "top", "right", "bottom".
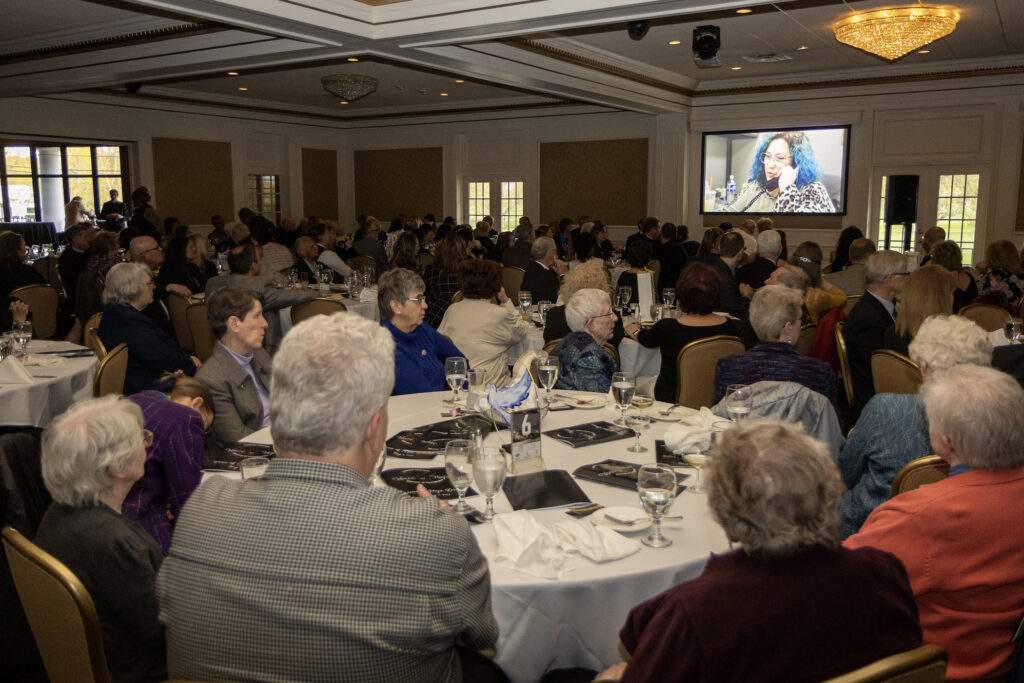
{"left": 625, "top": 411, "right": 648, "bottom": 453}
{"left": 239, "top": 456, "right": 270, "bottom": 480}
{"left": 662, "top": 288, "right": 676, "bottom": 307}
{"left": 444, "top": 439, "right": 473, "bottom": 513}
{"left": 637, "top": 464, "right": 676, "bottom": 548}
{"left": 1004, "top": 319, "right": 1023, "bottom": 343}
{"left": 518, "top": 291, "right": 533, "bottom": 319}
{"left": 683, "top": 453, "right": 709, "bottom": 495}
{"left": 472, "top": 447, "right": 508, "bottom": 520}
{"left": 537, "top": 301, "right": 553, "bottom": 326}
{"left": 724, "top": 384, "right": 751, "bottom": 421}
{"left": 631, "top": 375, "right": 655, "bottom": 409}
{"left": 0, "top": 334, "right": 13, "bottom": 361}
{"left": 11, "top": 321, "right": 32, "bottom": 358}
{"left": 444, "top": 356, "right": 468, "bottom": 405}
{"left": 611, "top": 372, "right": 635, "bottom": 426}
{"left": 616, "top": 286, "right": 632, "bottom": 312}
{"left": 317, "top": 266, "right": 332, "bottom": 290}
{"left": 537, "top": 356, "right": 559, "bottom": 404}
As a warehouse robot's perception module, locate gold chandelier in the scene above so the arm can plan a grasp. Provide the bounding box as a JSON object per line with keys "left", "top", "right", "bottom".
{"left": 833, "top": 5, "right": 960, "bottom": 61}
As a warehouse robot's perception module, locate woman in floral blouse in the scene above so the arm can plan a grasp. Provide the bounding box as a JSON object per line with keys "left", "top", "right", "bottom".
{"left": 550, "top": 288, "right": 618, "bottom": 393}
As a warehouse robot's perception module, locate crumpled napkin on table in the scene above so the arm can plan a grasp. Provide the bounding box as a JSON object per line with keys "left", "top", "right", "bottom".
{"left": 358, "top": 287, "right": 378, "bottom": 303}
{"left": 0, "top": 357, "right": 34, "bottom": 384}
{"left": 663, "top": 407, "right": 731, "bottom": 454}
{"left": 493, "top": 510, "right": 640, "bottom": 580}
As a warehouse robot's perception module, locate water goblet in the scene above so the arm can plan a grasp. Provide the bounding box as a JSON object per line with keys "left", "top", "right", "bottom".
{"left": 662, "top": 288, "right": 676, "bottom": 307}
{"left": 537, "top": 356, "right": 559, "bottom": 405}
{"left": 518, "top": 291, "right": 533, "bottom": 319}
{"left": 11, "top": 321, "right": 32, "bottom": 358}
{"left": 637, "top": 464, "right": 676, "bottom": 548}
{"left": 444, "top": 439, "right": 474, "bottom": 514}
{"left": 472, "top": 447, "right": 508, "bottom": 521}
{"left": 444, "top": 356, "right": 468, "bottom": 406}
{"left": 611, "top": 371, "right": 635, "bottom": 426}
{"left": 625, "top": 411, "right": 648, "bottom": 453}
{"left": 724, "top": 384, "right": 751, "bottom": 422}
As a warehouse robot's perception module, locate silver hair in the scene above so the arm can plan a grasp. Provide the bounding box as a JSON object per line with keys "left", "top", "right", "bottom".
{"left": 565, "top": 288, "right": 611, "bottom": 332}
{"left": 707, "top": 420, "right": 843, "bottom": 557}
{"left": 865, "top": 250, "right": 907, "bottom": 284}
{"left": 377, "top": 267, "right": 425, "bottom": 321}
{"left": 909, "top": 315, "right": 992, "bottom": 372}
{"left": 41, "top": 396, "right": 144, "bottom": 507}
{"left": 531, "top": 236, "right": 556, "bottom": 261}
{"left": 920, "top": 365, "right": 1024, "bottom": 469}
{"left": 513, "top": 224, "right": 534, "bottom": 243}
{"left": 102, "top": 262, "right": 151, "bottom": 306}
{"left": 774, "top": 264, "right": 809, "bottom": 293}
{"left": 749, "top": 285, "right": 803, "bottom": 341}
{"left": 228, "top": 222, "right": 250, "bottom": 243}
{"left": 756, "top": 230, "right": 782, "bottom": 260}
{"left": 270, "top": 312, "right": 395, "bottom": 457}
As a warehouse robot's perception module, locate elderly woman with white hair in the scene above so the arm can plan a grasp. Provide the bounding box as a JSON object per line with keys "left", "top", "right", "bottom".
{"left": 549, "top": 288, "right": 619, "bottom": 392}
{"left": 713, "top": 284, "right": 836, "bottom": 405}
{"left": 33, "top": 396, "right": 167, "bottom": 682}
{"left": 601, "top": 420, "right": 921, "bottom": 682}
{"left": 847, "top": 365, "right": 1024, "bottom": 681}
{"left": 838, "top": 314, "right": 992, "bottom": 537}
{"left": 98, "top": 262, "right": 199, "bottom": 394}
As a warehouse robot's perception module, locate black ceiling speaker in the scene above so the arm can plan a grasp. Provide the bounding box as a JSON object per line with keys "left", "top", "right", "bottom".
{"left": 125, "top": 82, "right": 142, "bottom": 94}
{"left": 693, "top": 25, "right": 722, "bottom": 69}
{"left": 627, "top": 20, "right": 650, "bottom": 41}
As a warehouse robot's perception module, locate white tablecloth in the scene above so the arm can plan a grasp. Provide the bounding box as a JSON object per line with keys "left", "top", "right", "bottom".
{"left": 234, "top": 391, "right": 728, "bottom": 683}
{"left": 278, "top": 289, "right": 380, "bottom": 335}
{"left": 0, "top": 341, "right": 97, "bottom": 427}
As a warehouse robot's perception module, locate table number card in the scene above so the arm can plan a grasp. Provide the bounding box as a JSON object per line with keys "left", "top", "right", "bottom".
{"left": 509, "top": 406, "right": 543, "bottom": 474}
{"left": 637, "top": 271, "right": 655, "bottom": 322}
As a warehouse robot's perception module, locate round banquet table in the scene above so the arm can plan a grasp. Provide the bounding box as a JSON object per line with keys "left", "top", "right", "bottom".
{"left": 0, "top": 340, "right": 97, "bottom": 427}
{"left": 235, "top": 390, "right": 729, "bottom": 683}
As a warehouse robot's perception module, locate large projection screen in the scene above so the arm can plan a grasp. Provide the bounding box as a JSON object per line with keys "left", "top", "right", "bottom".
{"left": 701, "top": 126, "right": 850, "bottom": 216}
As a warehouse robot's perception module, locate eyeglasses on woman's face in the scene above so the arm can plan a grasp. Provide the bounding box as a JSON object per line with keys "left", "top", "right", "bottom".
{"left": 405, "top": 294, "right": 427, "bottom": 305}
{"left": 762, "top": 152, "right": 792, "bottom": 165}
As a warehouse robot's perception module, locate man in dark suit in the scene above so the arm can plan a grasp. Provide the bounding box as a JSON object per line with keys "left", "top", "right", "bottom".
{"left": 520, "top": 236, "right": 566, "bottom": 303}
{"left": 738, "top": 229, "right": 782, "bottom": 291}
{"left": 709, "top": 231, "right": 751, "bottom": 320}
{"left": 129, "top": 234, "right": 186, "bottom": 335}
{"left": 626, "top": 217, "right": 662, "bottom": 264}
{"left": 500, "top": 224, "right": 534, "bottom": 270}
{"left": 657, "top": 224, "right": 689, "bottom": 293}
{"left": 843, "top": 250, "right": 908, "bottom": 411}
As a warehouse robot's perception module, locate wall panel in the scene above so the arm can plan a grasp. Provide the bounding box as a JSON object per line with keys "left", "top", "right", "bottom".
{"left": 302, "top": 148, "right": 339, "bottom": 220}
{"left": 353, "top": 147, "right": 443, "bottom": 218}
{"left": 152, "top": 137, "right": 233, "bottom": 225}
{"left": 539, "top": 138, "right": 648, "bottom": 225}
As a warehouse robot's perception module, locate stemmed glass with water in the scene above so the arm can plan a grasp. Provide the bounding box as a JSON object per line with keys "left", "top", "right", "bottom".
{"left": 518, "top": 291, "right": 533, "bottom": 319}
{"left": 472, "top": 447, "right": 507, "bottom": 520}
{"left": 537, "top": 355, "right": 559, "bottom": 405}
{"left": 625, "top": 411, "right": 648, "bottom": 453}
{"left": 444, "top": 357, "right": 468, "bottom": 405}
{"left": 11, "top": 321, "right": 32, "bottom": 358}
{"left": 611, "top": 372, "right": 635, "bottom": 426}
{"left": 637, "top": 464, "right": 676, "bottom": 548}
{"left": 724, "top": 384, "right": 751, "bottom": 421}
{"left": 1004, "top": 319, "right": 1023, "bottom": 344}
{"left": 444, "top": 438, "right": 474, "bottom": 514}
{"left": 662, "top": 288, "right": 676, "bottom": 308}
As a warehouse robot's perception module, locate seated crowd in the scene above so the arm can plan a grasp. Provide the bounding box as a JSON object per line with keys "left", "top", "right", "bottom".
{"left": 3, "top": 206, "right": 1024, "bottom": 682}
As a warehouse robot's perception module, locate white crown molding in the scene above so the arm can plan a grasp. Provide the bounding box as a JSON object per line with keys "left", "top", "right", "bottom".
{"left": 1, "top": 16, "right": 189, "bottom": 55}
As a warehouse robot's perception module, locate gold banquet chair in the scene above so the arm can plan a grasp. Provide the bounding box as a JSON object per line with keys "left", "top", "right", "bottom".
{"left": 824, "top": 643, "right": 946, "bottom": 683}
{"left": 92, "top": 343, "right": 127, "bottom": 397}
{"left": 891, "top": 455, "right": 950, "bottom": 497}
{"left": 186, "top": 303, "right": 216, "bottom": 362}
{"left": 10, "top": 284, "right": 59, "bottom": 340}
{"left": 166, "top": 291, "right": 195, "bottom": 353}
{"left": 502, "top": 266, "right": 525, "bottom": 302}
{"left": 958, "top": 303, "right": 1011, "bottom": 333}
{"left": 675, "top": 335, "right": 744, "bottom": 409}
{"left": 2, "top": 527, "right": 112, "bottom": 683}
{"left": 834, "top": 322, "right": 856, "bottom": 408}
{"left": 871, "top": 350, "right": 923, "bottom": 395}
{"left": 83, "top": 312, "right": 106, "bottom": 359}
{"left": 291, "top": 298, "right": 347, "bottom": 326}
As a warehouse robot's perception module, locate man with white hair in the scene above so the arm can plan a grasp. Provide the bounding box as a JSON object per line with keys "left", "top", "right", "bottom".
{"left": 837, "top": 315, "right": 993, "bottom": 536}
{"left": 159, "top": 313, "right": 500, "bottom": 682}
{"left": 738, "top": 229, "right": 782, "bottom": 290}
{"left": 521, "top": 235, "right": 566, "bottom": 303}
{"left": 843, "top": 250, "right": 908, "bottom": 410}
{"left": 846, "top": 364, "right": 1024, "bottom": 681}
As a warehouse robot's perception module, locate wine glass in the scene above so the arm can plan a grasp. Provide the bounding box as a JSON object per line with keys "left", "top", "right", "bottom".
{"left": 518, "top": 291, "right": 533, "bottom": 319}
{"left": 625, "top": 411, "right": 648, "bottom": 453}
{"left": 662, "top": 288, "right": 676, "bottom": 307}
{"left": 444, "top": 439, "right": 473, "bottom": 514}
{"left": 724, "top": 384, "right": 752, "bottom": 422}
{"left": 444, "top": 356, "right": 468, "bottom": 405}
{"left": 683, "top": 452, "right": 709, "bottom": 495}
{"left": 537, "top": 301, "right": 553, "bottom": 326}
{"left": 537, "top": 356, "right": 559, "bottom": 404}
{"left": 616, "top": 286, "right": 632, "bottom": 312}
{"left": 11, "top": 321, "right": 32, "bottom": 358}
{"left": 637, "top": 464, "right": 676, "bottom": 548}
{"left": 611, "top": 372, "right": 635, "bottom": 426}
{"left": 472, "top": 447, "right": 508, "bottom": 521}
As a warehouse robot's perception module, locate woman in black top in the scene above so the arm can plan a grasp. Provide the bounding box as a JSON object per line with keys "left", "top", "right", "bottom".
{"left": 929, "top": 239, "right": 978, "bottom": 313}
{"left": 626, "top": 262, "right": 738, "bottom": 403}
{"left": 0, "top": 231, "right": 47, "bottom": 298}
{"left": 614, "top": 238, "right": 654, "bottom": 305}
{"left": 34, "top": 396, "right": 166, "bottom": 683}
{"left": 422, "top": 234, "right": 467, "bottom": 328}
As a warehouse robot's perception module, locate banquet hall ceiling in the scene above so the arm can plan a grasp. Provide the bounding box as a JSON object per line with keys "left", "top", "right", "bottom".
{"left": 1, "top": 0, "right": 1022, "bottom": 120}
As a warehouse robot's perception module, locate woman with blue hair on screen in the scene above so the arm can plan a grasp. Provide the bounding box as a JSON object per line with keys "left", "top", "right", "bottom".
{"left": 726, "top": 131, "right": 836, "bottom": 214}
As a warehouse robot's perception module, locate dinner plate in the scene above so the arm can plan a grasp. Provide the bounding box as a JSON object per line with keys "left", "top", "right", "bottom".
{"left": 591, "top": 507, "right": 652, "bottom": 533}
{"left": 649, "top": 410, "right": 684, "bottom": 422}
{"left": 563, "top": 395, "right": 608, "bottom": 409}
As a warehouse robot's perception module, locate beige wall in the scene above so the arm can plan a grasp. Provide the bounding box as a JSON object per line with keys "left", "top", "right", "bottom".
{"left": 301, "top": 148, "right": 339, "bottom": 220}
{"left": 152, "top": 137, "right": 234, "bottom": 225}
{"left": 539, "top": 138, "right": 648, "bottom": 226}
{"left": 353, "top": 147, "right": 443, "bottom": 219}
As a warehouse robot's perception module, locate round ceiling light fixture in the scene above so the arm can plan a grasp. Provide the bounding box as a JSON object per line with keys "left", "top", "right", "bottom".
{"left": 833, "top": 5, "right": 959, "bottom": 61}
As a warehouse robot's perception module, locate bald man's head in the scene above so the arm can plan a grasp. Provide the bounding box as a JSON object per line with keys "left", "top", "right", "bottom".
{"left": 129, "top": 235, "right": 163, "bottom": 269}
{"left": 295, "top": 236, "right": 317, "bottom": 261}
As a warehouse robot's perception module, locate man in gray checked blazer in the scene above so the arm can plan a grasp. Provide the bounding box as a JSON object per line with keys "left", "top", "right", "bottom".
{"left": 158, "top": 312, "right": 500, "bottom": 682}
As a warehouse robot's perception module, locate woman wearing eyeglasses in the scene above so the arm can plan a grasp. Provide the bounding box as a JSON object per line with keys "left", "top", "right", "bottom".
{"left": 725, "top": 132, "right": 836, "bottom": 214}
{"left": 549, "top": 288, "right": 619, "bottom": 392}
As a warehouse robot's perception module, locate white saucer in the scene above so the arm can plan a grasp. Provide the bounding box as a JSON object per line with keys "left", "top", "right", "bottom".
{"left": 591, "top": 507, "right": 652, "bottom": 533}
{"left": 566, "top": 395, "right": 608, "bottom": 409}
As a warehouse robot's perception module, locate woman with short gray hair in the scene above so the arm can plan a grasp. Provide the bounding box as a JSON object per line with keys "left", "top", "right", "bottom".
{"left": 549, "top": 288, "right": 618, "bottom": 392}
{"left": 713, "top": 284, "right": 837, "bottom": 406}
{"left": 378, "top": 267, "right": 465, "bottom": 395}
{"left": 98, "top": 262, "right": 198, "bottom": 394}
{"left": 33, "top": 395, "right": 167, "bottom": 682}
{"left": 607, "top": 419, "right": 922, "bottom": 681}
{"left": 838, "top": 314, "right": 992, "bottom": 537}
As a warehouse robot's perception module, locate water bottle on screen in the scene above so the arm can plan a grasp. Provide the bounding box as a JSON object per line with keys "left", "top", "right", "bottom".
{"left": 637, "top": 464, "right": 676, "bottom": 548}
{"left": 611, "top": 372, "right": 635, "bottom": 426}
{"left": 725, "top": 384, "right": 752, "bottom": 421}
{"left": 444, "top": 356, "right": 468, "bottom": 405}
{"left": 725, "top": 174, "right": 737, "bottom": 204}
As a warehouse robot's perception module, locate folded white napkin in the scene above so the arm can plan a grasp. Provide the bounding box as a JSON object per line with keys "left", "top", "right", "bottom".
{"left": 493, "top": 510, "right": 570, "bottom": 580}
{"left": 358, "top": 287, "right": 377, "bottom": 303}
{"left": 663, "top": 407, "right": 731, "bottom": 454}
{"left": 21, "top": 354, "right": 63, "bottom": 367}
{"left": 0, "top": 357, "right": 35, "bottom": 384}
{"left": 551, "top": 519, "right": 640, "bottom": 563}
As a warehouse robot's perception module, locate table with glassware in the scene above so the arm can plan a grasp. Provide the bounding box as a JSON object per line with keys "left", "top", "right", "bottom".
{"left": 0, "top": 339, "right": 97, "bottom": 427}
{"left": 223, "top": 390, "right": 729, "bottom": 683}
